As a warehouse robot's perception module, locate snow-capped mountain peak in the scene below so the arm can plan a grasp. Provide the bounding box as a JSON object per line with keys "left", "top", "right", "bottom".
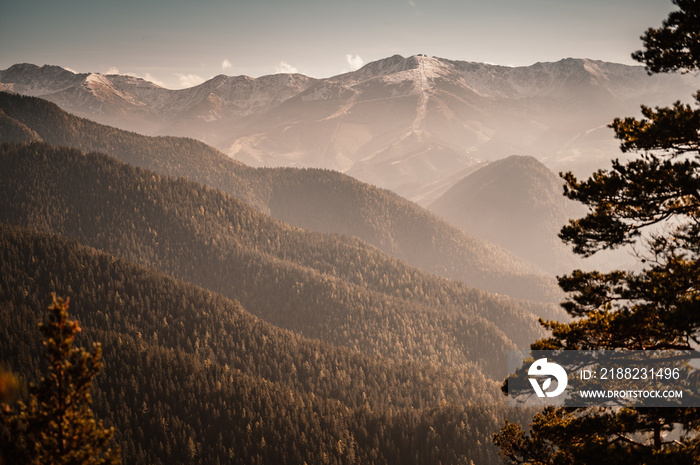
{"left": 0, "top": 63, "right": 85, "bottom": 96}
{"left": 2, "top": 56, "right": 699, "bottom": 203}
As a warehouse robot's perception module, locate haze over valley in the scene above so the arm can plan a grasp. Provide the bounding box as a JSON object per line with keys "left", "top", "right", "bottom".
{"left": 1, "top": 1, "right": 694, "bottom": 463}
{"left": 3, "top": 55, "right": 698, "bottom": 204}
{"left": 0, "top": 47, "right": 689, "bottom": 461}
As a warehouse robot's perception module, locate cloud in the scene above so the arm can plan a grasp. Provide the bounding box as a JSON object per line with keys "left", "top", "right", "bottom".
{"left": 275, "top": 61, "right": 298, "bottom": 74}
{"left": 345, "top": 54, "right": 364, "bottom": 70}
{"left": 176, "top": 73, "right": 205, "bottom": 88}
{"left": 221, "top": 59, "right": 232, "bottom": 71}
{"left": 118, "top": 70, "right": 167, "bottom": 87}
{"left": 143, "top": 73, "right": 167, "bottom": 87}
{"left": 408, "top": 0, "right": 416, "bottom": 6}
{"left": 64, "top": 66, "right": 78, "bottom": 73}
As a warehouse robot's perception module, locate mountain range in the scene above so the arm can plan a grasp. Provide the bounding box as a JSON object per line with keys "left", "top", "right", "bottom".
{"left": 2, "top": 55, "right": 698, "bottom": 202}
{"left": 0, "top": 92, "right": 562, "bottom": 301}
{"left": 0, "top": 53, "right": 668, "bottom": 464}
{"left": 0, "top": 141, "right": 554, "bottom": 372}
{"left": 0, "top": 136, "right": 547, "bottom": 462}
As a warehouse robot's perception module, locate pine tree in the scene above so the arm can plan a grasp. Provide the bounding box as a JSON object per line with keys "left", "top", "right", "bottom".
{"left": 494, "top": 1, "right": 700, "bottom": 463}
{"left": 2, "top": 294, "right": 121, "bottom": 465}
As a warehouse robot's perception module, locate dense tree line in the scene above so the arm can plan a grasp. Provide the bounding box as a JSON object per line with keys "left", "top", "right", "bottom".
{"left": 0, "top": 223, "right": 531, "bottom": 464}
{"left": 0, "top": 222, "right": 494, "bottom": 410}
{"left": 0, "top": 142, "right": 553, "bottom": 377}
{"left": 0, "top": 92, "right": 560, "bottom": 303}
{"left": 0, "top": 109, "right": 41, "bottom": 144}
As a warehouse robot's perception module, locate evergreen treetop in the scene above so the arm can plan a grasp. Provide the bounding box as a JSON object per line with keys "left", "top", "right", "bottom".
{"left": 2, "top": 294, "right": 121, "bottom": 465}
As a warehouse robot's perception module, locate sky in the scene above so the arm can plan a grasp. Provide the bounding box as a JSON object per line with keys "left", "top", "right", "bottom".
{"left": 0, "top": 0, "right": 678, "bottom": 89}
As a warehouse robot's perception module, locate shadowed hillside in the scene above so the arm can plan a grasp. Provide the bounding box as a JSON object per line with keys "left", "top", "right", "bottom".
{"left": 0, "top": 142, "right": 566, "bottom": 377}
{"left": 0, "top": 222, "right": 526, "bottom": 465}
{"left": 0, "top": 92, "right": 561, "bottom": 302}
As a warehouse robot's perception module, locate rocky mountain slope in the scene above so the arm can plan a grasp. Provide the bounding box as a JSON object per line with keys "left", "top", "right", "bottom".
{"left": 3, "top": 55, "right": 697, "bottom": 202}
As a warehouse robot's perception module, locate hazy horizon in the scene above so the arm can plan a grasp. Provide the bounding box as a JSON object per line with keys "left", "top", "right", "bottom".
{"left": 1, "top": 0, "right": 676, "bottom": 89}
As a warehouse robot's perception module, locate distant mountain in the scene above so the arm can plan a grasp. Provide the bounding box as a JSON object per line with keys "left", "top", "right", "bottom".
{"left": 0, "top": 63, "right": 315, "bottom": 136}
{"left": 429, "top": 155, "right": 584, "bottom": 274}
{"left": 2, "top": 56, "right": 698, "bottom": 201}
{"left": 0, "top": 63, "right": 86, "bottom": 95}
{"left": 0, "top": 222, "right": 521, "bottom": 465}
{"left": 0, "top": 142, "right": 562, "bottom": 377}
{"left": 0, "top": 92, "right": 560, "bottom": 302}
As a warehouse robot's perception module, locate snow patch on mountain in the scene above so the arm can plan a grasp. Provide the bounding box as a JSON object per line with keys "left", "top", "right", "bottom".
{"left": 3, "top": 56, "right": 700, "bottom": 203}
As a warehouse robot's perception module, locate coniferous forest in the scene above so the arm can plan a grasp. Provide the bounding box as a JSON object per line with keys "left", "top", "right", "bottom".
{"left": 0, "top": 103, "right": 541, "bottom": 464}
{"left": 0, "top": 221, "right": 530, "bottom": 464}
{"left": 2, "top": 2, "right": 699, "bottom": 463}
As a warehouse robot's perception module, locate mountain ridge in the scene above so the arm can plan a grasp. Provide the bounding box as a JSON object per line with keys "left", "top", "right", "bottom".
{"left": 0, "top": 221, "right": 518, "bottom": 464}
{"left": 429, "top": 155, "right": 584, "bottom": 274}
{"left": 3, "top": 56, "right": 698, "bottom": 201}
{"left": 0, "top": 92, "right": 560, "bottom": 302}
{"left": 0, "top": 141, "right": 557, "bottom": 375}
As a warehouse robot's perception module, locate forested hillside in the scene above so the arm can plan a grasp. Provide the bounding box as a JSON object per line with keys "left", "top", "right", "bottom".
{"left": 0, "top": 142, "right": 563, "bottom": 377}
{"left": 0, "top": 96, "right": 562, "bottom": 464}
{"left": 0, "top": 92, "right": 560, "bottom": 302}
{"left": 0, "top": 222, "right": 529, "bottom": 464}
{"left": 430, "top": 155, "right": 584, "bottom": 274}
